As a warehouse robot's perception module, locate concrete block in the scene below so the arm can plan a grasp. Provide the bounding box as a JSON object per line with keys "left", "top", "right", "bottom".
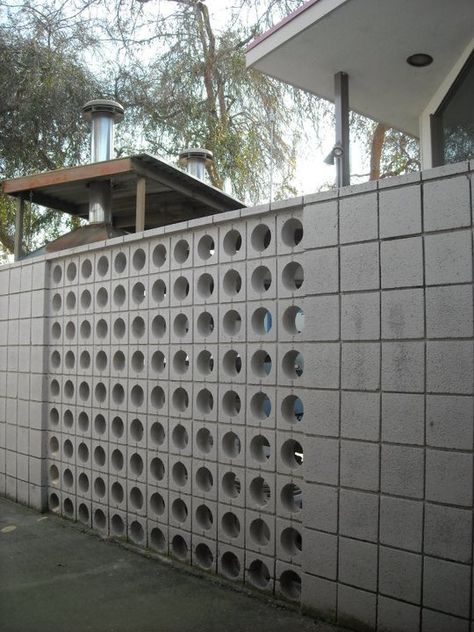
{"left": 217, "top": 543, "right": 244, "bottom": 582}
{"left": 341, "top": 292, "right": 380, "bottom": 341}
{"left": 218, "top": 224, "right": 246, "bottom": 264}
{"left": 425, "top": 449, "right": 473, "bottom": 507}
{"left": 301, "top": 573, "right": 337, "bottom": 622}
{"left": 425, "top": 231, "right": 472, "bottom": 285}
{"left": 382, "top": 341, "right": 425, "bottom": 392}
{"left": 302, "top": 482, "right": 338, "bottom": 533}
{"left": 424, "top": 504, "right": 472, "bottom": 564}
{"left": 303, "top": 295, "right": 339, "bottom": 341}
{"left": 340, "top": 440, "right": 379, "bottom": 491}
{"left": 218, "top": 303, "right": 245, "bottom": 343}
{"left": 275, "top": 517, "right": 302, "bottom": 565}
{"left": 277, "top": 255, "right": 305, "bottom": 300}
{"left": 299, "top": 389, "right": 338, "bottom": 437}
{"left": 149, "top": 238, "right": 170, "bottom": 272}
{"left": 423, "top": 175, "right": 471, "bottom": 231}
{"left": 246, "top": 215, "right": 277, "bottom": 260}
{"left": 381, "top": 288, "right": 424, "bottom": 339}
{"left": 246, "top": 343, "right": 275, "bottom": 386}
{"left": 338, "top": 537, "right": 378, "bottom": 591}
{"left": 302, "top": 529, "right": 337, "bottom": 580}
{"left": 381, "top": 237, "right": 423, "bottom": 288}
{"left": 193, "top": 460, "right": 217, "bottom": 501}
{"left": 275, "top": 560, "right": 302, "bottom": 602}
{"left": 167, "top": 491, "right": 192, "bottom": 531}
{"left": 245, "top": 469, "right": 275, "bottom": 514}
{"left": 246, "top": 384, "right": 275, "bottom": 428}
{"left": 378, "top": 596, "right": 420, "bottom": 632}
{"left": 217, "top": 424, "right": 245, "bottom": 467}
{"left": 339, "top": 192, "right": 378, "bottom": 243}
{"left": 244, "top": 551, "right": 275, "bottom": 594}
{"left": 8, "top": 294, "right": 19, "bottom": 319}
{"left": 341, "top": 391, "right": 380, "bottom": 441}
{"left": 217, "top": 464, "right": 245, "bottom": 508}
{"left": 246, "top": 258, "right": 277, "bottom": 301}
{"left": 426, "top": 395, "right": 473, "bottom": 450}
{"left": 379, "top": 184, "right": 422, "bottom": 238}
{"left": 303, "top": 200, "right": 338, "bottom": 249}
{"left": 276, "top": 473, "right": 303, "bottom": 520}
{"left": 381, "top": 445, "right": 424, "bottom": 499}
{"left": 427, "top": 341, "right": 473, "bottom": 394}
{"left": 304, "top": 437, "right": 338, "bottom": 485}
{"left": 193, "top": 227, "right": 219, "bottom": 266}
{"left": 421, "top": 609, "right": 470, "bottom": 632}
{"left": 339, "top": 489, "right": 378, "bottom": 542}
{"left": 423, "top": 557, "right": 471, "bottom": 618}
{"left": 246, "top": 427, "right": 275, "bottom": 472}
{"left": 379, "top": 547, "right": 422, "bottom": 604}
{"left": 341, "top": 342, "right": 380, "bottom": 391}
{"left": 426, "top": 284, "right": 473, "bottom": 338}
{"left": 245, "top": 510, "right": 274, "bottom": 557}
{"left": 246, "top": 300, "right": 277, "bottom": 342}
{"left": 381, "top": 393, "right": 424, "bottom": 444}
{"left": 303, "top": 248, "right": 339, "bottom": 294}
{"left": 341, "top": 242, "right": 379, "bottom": 291}
{"left": 218, "top": 384, "right": 246, "bottom": 425}
{"left": 299, "top": 343, "right": 339, "bottom": 389}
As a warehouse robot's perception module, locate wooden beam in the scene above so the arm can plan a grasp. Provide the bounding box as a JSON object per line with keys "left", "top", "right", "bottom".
{"left": 27, "top": 190, "right": 80, "bottom": 215}
{"left": 135, "top": 176, "right": 146, "bottom": 232}
{"left": 14, "top": 197, "right": 24, "bottom": 261}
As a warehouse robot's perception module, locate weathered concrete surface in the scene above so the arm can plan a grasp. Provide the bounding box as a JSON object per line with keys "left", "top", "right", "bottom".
{"left": 0, "top": 498, "right": 345, "bottom": 632}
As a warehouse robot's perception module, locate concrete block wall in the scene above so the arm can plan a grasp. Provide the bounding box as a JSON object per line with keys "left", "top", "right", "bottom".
{"left": 0, "top": 159, "right": 473, "bottom": 632}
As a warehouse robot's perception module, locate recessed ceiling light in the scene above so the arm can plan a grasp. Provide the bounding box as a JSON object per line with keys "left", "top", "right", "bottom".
{"left": 407, "top": 53, "right": 433, "bottom": 68}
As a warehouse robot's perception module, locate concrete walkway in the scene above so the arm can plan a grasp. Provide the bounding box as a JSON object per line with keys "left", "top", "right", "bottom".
{"left": 0, "top": 498, "right": 347, "bottom": 632}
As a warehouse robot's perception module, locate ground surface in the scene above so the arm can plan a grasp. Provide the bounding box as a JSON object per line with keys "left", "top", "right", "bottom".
{"left": 0, "top": 498, "right": 347, "bottom": 632}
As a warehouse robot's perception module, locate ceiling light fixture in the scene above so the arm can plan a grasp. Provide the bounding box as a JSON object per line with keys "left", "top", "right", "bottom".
{"left": 407, "top": 53, "right": 433, "bottom": 68}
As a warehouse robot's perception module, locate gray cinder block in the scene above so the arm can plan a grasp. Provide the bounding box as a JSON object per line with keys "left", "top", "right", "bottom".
{"left": 426, "top": 285, "right": 473, "bottom": 338}
{"left": 423, "top": 556, "right": 471, "bottom": 618}
{"left": 427, "top": 341, "right": 473, "bottom": 394}
{"left": 341, "top": 390, "right": 380, "bottom": 441}
{"left": 424, "top": 503, "right": 472, "bottom": 564}
{"left": 381, "top": 288, "right": 424, "bottom": 339}
{"left": 303, "top": 248, "right": 339, "bottom": 294}
{"left": 341, "top": 242, "right": 379, "bottom": 291}
{"left": 425, "top": 449, "right": 473, "bottom": 507}
{"left": 382, "top": 392, "right": 424, "bottom": 444}
{"left": 339, "top": 488, "right": 379, "bottom": 542}
{"left": 381, "top": 445, "right": 424, "bottom": 499}
{"left": 302, "top": 482, "right": 338, "bottom": 533}
{"left": 341, "top": 342, "right": 380, "bottom": 391}
{"left": 379, "top": 547, "right": 422, "bottom": 604}
{"left": 379, "top": 184, "right": 421, "bottom": 238}
{"left": 302, "top": 528, "right": 337, "bottom": 580}
{"left": 304, "top": 437, "right": 338, "bottom": 485}
{"left": 340, "top": 440, "right": 379, "bottom": 492}
{"left": 303, "top": 295, "right": 339, "bottom": 341}
{"left": 302, "top": 200, "right": 338, "bottom": 249}
{"left": 425, "top": 231, "right": 472, "bottom": 285}
{"left": 339, "top": 192, "right": 378, "bottom": 244}
{"left": 382, "top": 341, "right": 425, "bottom": 393}
{"left": 341, "top": 292, "right": 380, "bottom": 340}
{"left": 338, "top": 537, "right": 378, "bottom": 591}
{"left": 423, "top": 175, "right": 471, "bottom": 231}
{"left": 381, "top": 237, "right": 423, "bottom": 288}
{"left": 337, "top": 584, "right": 376, "bottom": 631}
{"left": 377, "top": 596, "right": 420, "bottom": 632}
{"left": 426, "top": 395, "right": 473, "bottom": 450}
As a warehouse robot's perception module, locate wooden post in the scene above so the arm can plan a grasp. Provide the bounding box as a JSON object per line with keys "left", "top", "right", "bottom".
{"left": 14, "top": 196, "right": 25, "bottom": 261}
{"left": 135, "top": 176, "right": 146, "bottom": 233}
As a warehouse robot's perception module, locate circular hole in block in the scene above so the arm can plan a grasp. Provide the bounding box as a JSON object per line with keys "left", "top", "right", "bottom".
{"left": 131, "top": 316, "right": 145, "bottom": 339}
{"left": 114, "top": 252, "right": 127, "bottom": 274}
{"left": 222, "top": 390, "right": 241, "bottom": 417}
{"left": 65, "top": 321, "right": 76, "bottom": 340}
{"left": 49, "top": 407, "right": 59, "bottom": 427}
{"left": 222, "top": 269, "right": 242, "bottom": 296}
{"left": 282, "top": 261, "right": 304, "bottom": 291}
{"left": 280, "top": 483, "right": 302, "bottom": 513}
{"left": 196, "top": 388, "right": 213, "bottom": 414}
{"left": 195, "top": 504, "right": 213, "bottom": 530}
{"left": 132, "top": 248, "right": 146, "bottom": 272}
{"left": 251, "top": 224, "right": 272, "bottom": 252}
{"left": 222, "top": 309, "right": 241, "bottom": 336}
{"left": 221, "top": 551, "right": 240, "bottom": 579}
{"left": 66, "top": 291, "right": 76, "bottom": 310}
{"left": 111, "top": 481, "right": 124, "bottom": 504}
{"left": 63, "top": 409, "right": 74, "bottom": 429}
{"left": 174, "top": 275, "right": 190, "bottom": 301}
{"left": 113, "top": 284, "right": 126, "bottom": 307}
{"left": 80, "top": 290, "right": 92, "bottom": 310}
{"left": 97, "top": 255, "right": 109, "bottom": 277}
{"left": 152, "top": 279, "right": 166, "bottom": 303}
{"left": 282, "top": 350, "right": 304, "bottom": 379}
{"left": 221, "top": 471, "right": 241, "bottom": 499}
{"left": 251, "top": 307, "right": 272, "bottom": 335}
{"left": 65, "top": 350, "right": 75, "bottom": 370}
{"left": 221, "top": 511, "right": 240, "bottom": 539}
{"left": 130, "top": 418, "right": 144, "bottom": 442}
{"left": 52, "top": 265, "right": 62, "bottom": 284}
{"left": 81, "top": 259, "right": 92, "bottom": 279}
{"left": 130, "top": 384, "right": 144, "bottom": 408}
{"left": 151, "top": 350, "right": 166, "bottom": 374}
{"left": 80, "top": 319, "right": 91, "bottom": 339}
{"left": 251, "top": 266, "right": 272, "bottom": 293}
{"left": 129, "top": 486, "right": 144, "bottom": 510}
{"left": 248, "top": 559, "right": 271, "bottom": 589}
{"left": 171, "top": 498, "right": 188, "bottom": 523}
{"left": 78, "top": 472, "right": 89, "bottom": 493}
{"left": 96, "top": 318, "right": 108, "bottom": 340}
{"left": 223, "top": 229, "right": 242, "bottom": 256}
{"left": 112, "top": 350, "right": 126, "bottom": 371}
{"left": 281, "top": 439, "right": 303, "bottom": 469}
{"left": 77, "top": 442, "right": 89, "bottom": 463}
{"left": 129, "top": 453, "right": 144, "bottom": 477}
{"left": 171, "top": 461, "right": 188, "bottom": 487}
{"left": 63, "top": 498, "right": 74, "bottom": 518}
{"left": 173, "top": 313, "right": 189, "bottom": 338}
{"left": 111, "top": 513, "right": 124, "bottom": 536}
{"left": 150, "top": 457, "right": 165, "bottom": 482}
{"left": 94, "top": 508, "right": 106, "bottom": 531}
{"left": 150, "top": 421, "right": 165, "bottom": 446}
{"left": 65, "top": 263, "right": 76, "bottom": 286}
{"left": 172, "top": 387, "right": 189, "bottom": 412}
{"left": 174, "top": 239, "right": 190, "bottom": 264}
{"left": 94, "top": 413, "right": 106, "bottom": 436}
{"left": 280, "top": 570, "right": 301, "bottom": 601}
{"left": 222, "top": 350, "right": 242, "bottom": 377}
{"left": 197, "top": 234, "right": 215, "bottom": 260}
{"left": 51, "top": 350, "right": 61, "bottom": 369}
{"left": 152, "top": 244, "right": 167, "bottom": 268}
{"left": 95, "top": 350, "right": 108, "bottom": 371}
{"left": 78, "top": 411, "right": 89, "bottom": 432}
{"left": 150, "top": 527, "right": 166, "bottom": 552}
{"left": 172, "top": 423, "right": 189, "bottom": 449}
{"left": 171, "top": 534, "right": 188, "bottom": 560}
{"left": 131, "top": 281, "right": 146, "bottom": 305}
{"left": 96, "top": 287, "right": 108, "bottom": 308}
{"left": 196, "top": 350, "right": 214, "bottom": 375}
{"left": 249, "top": 476, "right": 271, "bottom": 507}
{"left": 196, "top": 427, "right": 213, "bottom": 454}
{"left": 195, "top": 543, "right": 213, "bottom": 569}
{"left": 150, "top": 386, "right": 165, "bottom": 410}
{"left": 196, "top": 466, "right": 213, "bottom": 492}
{"left": 250, "top": 518, "right": 270, "bottom": 546}
{"left": 250, "top": 392, "right": 271, "bottom": 420}
{"left": 151, "top": 315, "right": 166, "bottom": 339}
{"left": 111, "top": 416, "right": 124, "bottom": 439}
{"left": 49, "top": 493, "right": 60, "bottom": 511}
{"left": 50, "top": 379, "right": 60, "bottom": 397}
{"left": 51, "top": 322, "right": 61, "bottom": 341}
{"left": 78, "top": 503, "right": 89, "bottom": 525}
{"left": 197, "top": 273, "right": 214, "bottom": 299}
{"left": 281, "top": 395, "right": 304, "bottom": 424}
{"left": 49, "top": 464, "right": 59, "bottom": 484}
{"left": 173, "top": 350, "right": 190, "bottom": 375}
{"left": 80, "top": 352, "right": 91, "bottom": 372}
{"left": 196, "top": 311, "right": 214, "bottom": 337}
{"left": 150, "top": 492, "right": 165, "bottom": 516}
{"left": 280, "top": 526, "right": 302, "bottom": 555}
{"left": 52, "top": 293, "right": 62, "bottom": 311}
{"left": 282, "top": 305, "right": 304, "bottom": 335}
{"left": 64, "top": 379, "right": 74, "bottom": 399}
{"left": 111, "top": 448, "right": 124, "bottom": 471}
{"left": 250, "top": 350, "right": 272, "bottom": 377}
{"left": 94, "top": 445, "right": 106, "bottom": 467}
{"left": 63, "top": 468, "right": 74, "bottom": 488}
{"left": 130, "top": 520, "right": 145, "bottom": 544}
{"left": 281, "top": 218, "right": 303, "bottom": 247}
{"left": 250, "top": 435, "right": 271, "bottom": 463}
{"left": 94, "top": 382, "right": 107, "bottom": 403}
{"left": 221, "top": 431, "right": 241, "bottom": 458}
{"left": 94, "top": 476, "right": 106, "bottom": 498}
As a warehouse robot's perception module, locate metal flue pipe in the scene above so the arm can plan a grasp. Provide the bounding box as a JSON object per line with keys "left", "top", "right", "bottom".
{"left": 179, "top": 148, "right": 214, "bottom": 181}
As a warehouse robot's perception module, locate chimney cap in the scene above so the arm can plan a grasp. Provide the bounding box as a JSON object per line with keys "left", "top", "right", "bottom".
{"left": 82, "top": 99, "right": 124, "bottom": 123}
{"left": 179, "top": 147, "right": 214, "bottom": 165}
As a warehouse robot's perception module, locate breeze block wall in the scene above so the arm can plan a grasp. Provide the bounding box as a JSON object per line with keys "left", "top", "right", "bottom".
{"left": 0, "top": 160, "right": 473, "bottom": 632}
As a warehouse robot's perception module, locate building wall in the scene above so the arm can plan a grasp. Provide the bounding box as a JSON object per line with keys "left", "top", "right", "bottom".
{"left": 0, "top": 160, "right": 473, "bottom": 632}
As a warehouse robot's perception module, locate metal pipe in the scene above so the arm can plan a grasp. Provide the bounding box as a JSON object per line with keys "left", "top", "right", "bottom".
{"left": 334, "top": 71, "right": 350, "bottom": 188}
{"left": 179, "top": 148, "right": 214, "bottom": 181}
